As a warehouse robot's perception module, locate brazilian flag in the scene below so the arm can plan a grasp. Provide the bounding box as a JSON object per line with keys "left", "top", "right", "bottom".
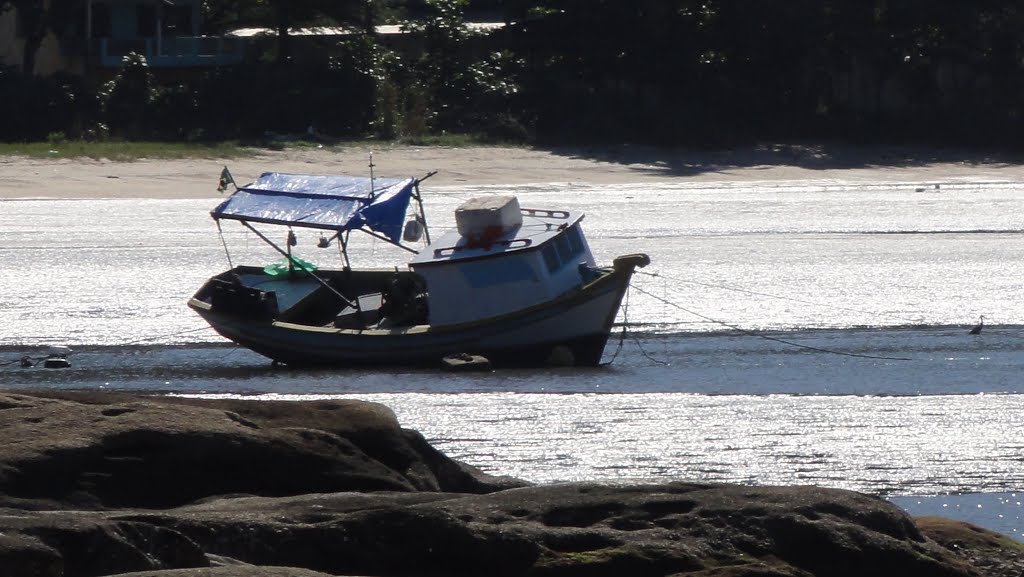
{"left": 217, "top": 166, "right": 235, "bottom": 193}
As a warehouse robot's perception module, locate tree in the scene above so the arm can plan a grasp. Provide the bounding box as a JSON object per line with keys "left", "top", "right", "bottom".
{"left": 506, "top": 0, "right": 713, "bottom": 142}
{"left": 101, "top": 52, "right": 157, "bottom": 139}
{"left": 405, "top": 0, "right": 506, "bottom": 132}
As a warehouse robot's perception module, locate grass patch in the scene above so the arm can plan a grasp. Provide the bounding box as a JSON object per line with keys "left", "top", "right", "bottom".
{"left": 265, "top": 132, "right": 521, "bottom": 149}
{"left": 394, "top": 133, "right": 499, "bottom": 147}
{"left": 0, "top": 133, "right": 523, "bottom": 161}
{"left": 0, "top": 141, "right": 255, "bottom": 161}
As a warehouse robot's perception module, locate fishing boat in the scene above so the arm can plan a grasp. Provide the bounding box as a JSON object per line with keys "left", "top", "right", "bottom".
{"left": 188, "top": 168, "right": 649, "bottom": 368}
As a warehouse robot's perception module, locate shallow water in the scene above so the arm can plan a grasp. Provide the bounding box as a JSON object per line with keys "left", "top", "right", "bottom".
{"left": 1, "top": 176, "right": 1023, "bottom": 540}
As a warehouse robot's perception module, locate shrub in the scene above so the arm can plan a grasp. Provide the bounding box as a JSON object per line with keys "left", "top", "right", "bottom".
{"left": 101, "top": 52, "right": 158, "bottom": 140}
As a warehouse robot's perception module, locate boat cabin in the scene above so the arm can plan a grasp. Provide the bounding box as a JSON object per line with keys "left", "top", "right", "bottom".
{"left": 410, "top": 196, "right": 596, "bottom": 326}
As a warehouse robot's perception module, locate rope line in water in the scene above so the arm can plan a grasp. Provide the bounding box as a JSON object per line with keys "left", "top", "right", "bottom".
{"left": 601, "top": 296, "right": 628, "bottom": 366}
{"left": 114, "top": 326, "right": 213, "bottom": 347}
{"left": 628, "top": 283, "right": 913, "bottom": 362}
{"left": 635, "top": 269, "right": 920, "bottom": 324}
{"left": 602, "top": 286, "right": 671, "bottom": 366}
{"left": 631, "top": 331, "right": 669, "bottom": 365}
{"left": 622, "top": 285, "right": 669, "bottom": 366}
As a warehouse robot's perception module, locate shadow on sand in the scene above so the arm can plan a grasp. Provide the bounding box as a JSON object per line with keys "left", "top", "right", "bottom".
{"left": 541, "top": 142, "right": 1024, "bottom": 178}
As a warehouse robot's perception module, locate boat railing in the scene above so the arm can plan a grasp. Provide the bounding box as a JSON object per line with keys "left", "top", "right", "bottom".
{"left": 433, "top": 238, "right": 532, "bottom": 258}
{"left": 520, "top": 208, "right": 570, "bottom": 219}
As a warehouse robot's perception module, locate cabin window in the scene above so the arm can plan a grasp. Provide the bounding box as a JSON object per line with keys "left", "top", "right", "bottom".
{"left": 542, "top": 224, "right": 587, "bottom": 274}
{"left": 542, "top": 243, "right": 559, "bottom": 273}
{"left": 566, "top": 224, "right": 585, "bottom": 256}
{"left": 555, "top": 232, "right": 573, "bottom": 262}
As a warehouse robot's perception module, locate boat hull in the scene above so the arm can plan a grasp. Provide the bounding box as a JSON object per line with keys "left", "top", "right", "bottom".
{"left": 189, "top": 255, "right": 648, "bottom": 368}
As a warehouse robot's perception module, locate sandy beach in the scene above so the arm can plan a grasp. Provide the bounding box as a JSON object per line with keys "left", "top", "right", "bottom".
{"left": 1, "top": 143, "right": 1024, "bottom": 199}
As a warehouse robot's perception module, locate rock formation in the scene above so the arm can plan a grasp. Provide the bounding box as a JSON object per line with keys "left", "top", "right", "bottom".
{"left": 0, "top": 391, "right": 1019, "bottom": 577}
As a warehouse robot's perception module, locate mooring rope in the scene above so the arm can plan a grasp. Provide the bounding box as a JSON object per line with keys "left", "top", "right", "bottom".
{"left": 601, "top": 288, "right": 629, "bottom": 366}
{"left": 0, "top": 355, "right": 34, "bottom": 367}
{"left": 635, "top": 269, "right": 920, "bottom": 325}
{"left": 628, "top": 283, "right": 913, "bottom": 361}
{"left": 602, "top": 285, "right": 669, "bottom": 366}
{"left": 113, "top": 326, "right": 214, "bottom": 347}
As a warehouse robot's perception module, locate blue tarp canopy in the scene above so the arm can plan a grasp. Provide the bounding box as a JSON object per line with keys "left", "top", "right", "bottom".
{"left": 212, "top": 172, "right": 416, "bottom": 243}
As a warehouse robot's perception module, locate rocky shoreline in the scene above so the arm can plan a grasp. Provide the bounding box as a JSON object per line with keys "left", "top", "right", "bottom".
{"left": 0, "top": 391, "right": 1020, "bottom": 577}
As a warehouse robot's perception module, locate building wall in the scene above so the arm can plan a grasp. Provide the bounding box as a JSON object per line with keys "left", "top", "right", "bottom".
{"left": 34, "top": 31, "right": 79, "bottom": 76}
{"left": 0, "top": 6, "right": 83, "bottom": 76}
{"left": 0, "top": 9, "right": 23, "bottom": 69}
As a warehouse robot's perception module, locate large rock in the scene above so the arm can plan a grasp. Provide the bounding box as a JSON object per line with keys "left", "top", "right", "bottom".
{"left": 0, "top": 391, "right": 520, "bottom": 509}
{"left": 0, "top": 392, "right": 1020, "bottom": 577}
{"left": 133, "top": 484, "right": 981, "bottom": 577}
{"left": 916, "top": 516, "right": 1024, "bottom": 577}
{"left": 0, "top": 484, "right": 1010, "bottom": 577}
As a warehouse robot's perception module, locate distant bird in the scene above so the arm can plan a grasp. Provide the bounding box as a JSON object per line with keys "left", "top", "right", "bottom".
{"left": 968, "top": 315, "right": 985, "bottom": 335}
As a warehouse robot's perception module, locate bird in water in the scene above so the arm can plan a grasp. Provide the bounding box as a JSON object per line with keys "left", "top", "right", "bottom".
{"left": 968, "top": 315, "right": 985, "bottom": 335}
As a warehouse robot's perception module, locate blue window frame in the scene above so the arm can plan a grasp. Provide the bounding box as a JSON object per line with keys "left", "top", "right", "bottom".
{"left": 542, "top": 224, "right": 585, "bottom": 274}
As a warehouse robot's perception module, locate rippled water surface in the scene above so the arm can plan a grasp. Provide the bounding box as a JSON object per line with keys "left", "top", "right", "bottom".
{"left": 1, "top": 176, "right": 1023, "bottom": 539}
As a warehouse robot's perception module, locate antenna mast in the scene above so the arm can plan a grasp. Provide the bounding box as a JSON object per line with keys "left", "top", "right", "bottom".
{"left": 368, "top": 151, "right": 375, "bottom": 199}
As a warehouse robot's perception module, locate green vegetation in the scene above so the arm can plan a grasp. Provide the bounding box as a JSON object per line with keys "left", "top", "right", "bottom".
{"left": 0, "top": 140, "right": 252, "bottom": 160}
{"left": 0, "top": 133, "right": 507, "bottom": 161}
{"left": 3, "top": 0, "right": 1024, "bottom": 148}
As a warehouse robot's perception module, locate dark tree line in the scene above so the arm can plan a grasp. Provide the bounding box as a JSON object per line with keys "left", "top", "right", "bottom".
{"left": 3, "top": 0, "right": 1024, "bottom": 146}
{"left": 504, "top": 0, "right": 1024, "bottom": 145}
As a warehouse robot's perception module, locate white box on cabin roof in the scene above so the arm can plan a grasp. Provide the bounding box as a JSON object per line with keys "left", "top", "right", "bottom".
{"left": 455, "top": 196, "right": 523, "bottom": 241}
